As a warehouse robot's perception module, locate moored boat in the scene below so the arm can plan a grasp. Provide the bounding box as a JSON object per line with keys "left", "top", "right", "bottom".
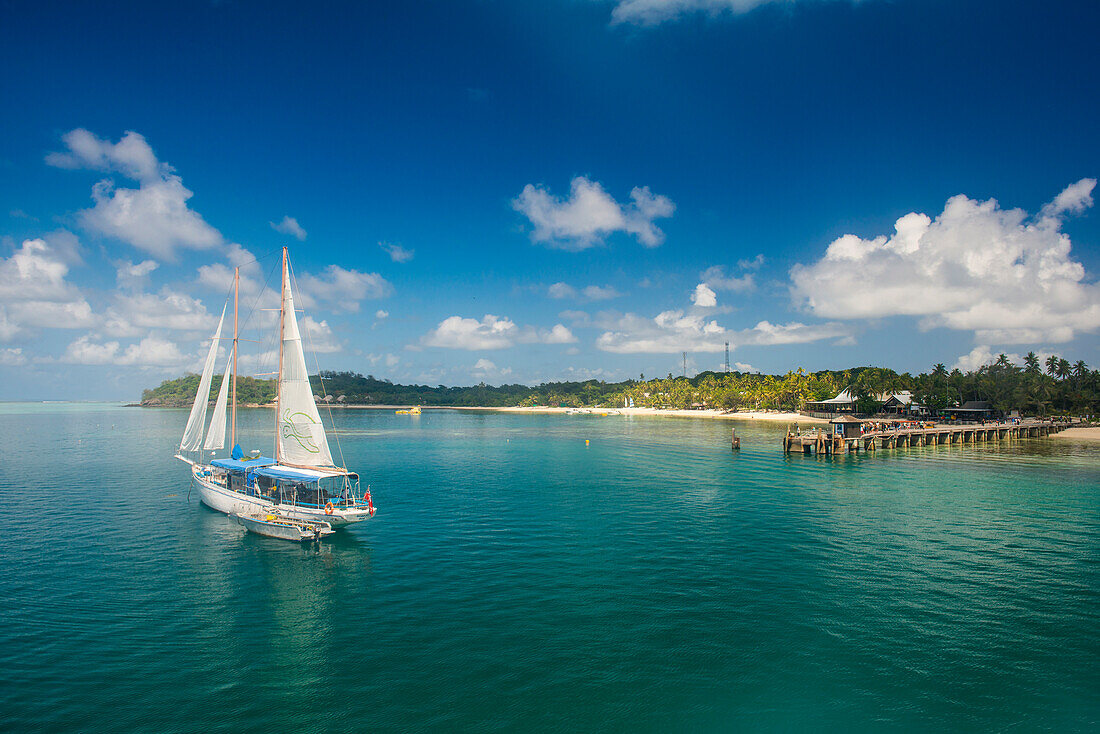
{"left": 177, "top": 247, "right": 376, "bottom": 531}
{"left": 234, "top": 512, "right": 335, "bottom": 542}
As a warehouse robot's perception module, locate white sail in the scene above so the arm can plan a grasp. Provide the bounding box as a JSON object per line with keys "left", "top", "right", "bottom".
{"left": 203, "top": 353, "right": 233, "bottom": 451}
{"left": 277, "top": 267, "right": 335, "bottom": 467}
{"left": 180, "top": 305, "right": 226, "bottom": 452}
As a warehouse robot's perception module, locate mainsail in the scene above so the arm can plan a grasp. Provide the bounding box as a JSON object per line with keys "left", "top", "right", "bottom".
{"left": 180, "top": 305, "right": 226, "bottom": 452}
{"left": 277, "top": 265, "right": 335, "bottom": 467}
{"left": 203, "top": 353, "right": 233, "bottom": 451}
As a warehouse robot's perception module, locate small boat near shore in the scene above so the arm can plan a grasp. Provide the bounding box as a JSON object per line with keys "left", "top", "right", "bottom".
{"left": 234, "top": 512, "right": 335, "bottom": 542}
{"left": 395, "top": 406, "right": 422, "bottom": 415}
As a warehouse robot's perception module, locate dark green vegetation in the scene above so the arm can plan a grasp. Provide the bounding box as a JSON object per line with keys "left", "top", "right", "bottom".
{"left": 141, "top": 352, "right": 1097, "bottom": 416}
{"left": 140, "top": 374, "right": 275, "bottom": 407}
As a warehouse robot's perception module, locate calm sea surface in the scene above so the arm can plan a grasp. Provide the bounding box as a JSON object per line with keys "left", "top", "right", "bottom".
{"left": 0, "top": 403, "right": 1097, "bottom": 732}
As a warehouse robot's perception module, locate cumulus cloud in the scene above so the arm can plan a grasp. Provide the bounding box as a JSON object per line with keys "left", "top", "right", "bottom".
{"left": 596, "top": 309, "right": 851, "bottom": 353}
{"left": 114, "top": 259, "right": 158, "bottom": 291}
{"left": 270, "top": 216, "right": 307, "bottom": 240}
{"left": 59, "top": 332, "right": 206, "bottom": 368}
{"left": 46, "top": 128, "right": 162, "bottom": 180}
{"left": 691, "top": 283, "right": 717, "bottom": 308}
{"left": 102, "top": 289, "right": 216, "bottom": 337}
{"left": 0, "top": 347, "right": 26, "bottom": 366}
{"left": 421, "top": 314, "right": 576, "bottom": 350}
{"left": 701, "top": 263, "right": 757, "bottom": 293}
{"left": 611, "top": 0, "right": 856, "bottom": 26}
{"left": 380, "top": 241, "right": 414, "bottom": 263}
{"left": 548, "top": 282, "right": 623, "bottom": 301}
{"left": 513, "top": 176, "right": 674, "bottom": 250}
{"left": 471, "top": 358, "right": 512, "bottom": 380}
{"left": 790, "top": 179, "right": 1100, "bottom": 344}
{"left": 952, "top": 346, "right": 1031, "bottom": 373}
{"left": 49, "top": 129, "right": 223, "bottom": 260}
{"left": 299, "top": 315, "right": 341, "bottom": 353}
{"left": 296, "top": 265, "right": 393, "bottom": 312}
{"left": 0, "top": 237, "right": 94, "bottom": 339}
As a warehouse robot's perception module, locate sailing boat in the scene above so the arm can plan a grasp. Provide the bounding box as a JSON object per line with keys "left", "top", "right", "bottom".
{"left": 176, "top": 248, "right": 375, "bottom": 528}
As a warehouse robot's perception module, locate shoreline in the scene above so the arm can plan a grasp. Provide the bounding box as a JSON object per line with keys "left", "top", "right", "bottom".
{"left": 432, "top": 405, "right": 830, "bottom": 424}
{"left": 1049, "top": 426, "right": 1100, "bottom": 442}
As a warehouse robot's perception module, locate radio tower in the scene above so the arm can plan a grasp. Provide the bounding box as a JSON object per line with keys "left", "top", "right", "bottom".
{"left": 682, "top": 351, "right": 687, "bottom": 378}
{"left": 724, "top": 342, "right": 730, "bottom": 373}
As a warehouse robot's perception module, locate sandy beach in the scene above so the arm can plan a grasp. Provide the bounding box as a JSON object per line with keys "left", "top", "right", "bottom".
{"left": 1049, "top": 426, "right": 1100, "bottom": 442}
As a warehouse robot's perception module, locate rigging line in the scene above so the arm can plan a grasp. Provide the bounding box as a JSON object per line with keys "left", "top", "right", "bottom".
{"left": 237, "top": 255, "right": 283, "bottom": 339}
{"left": 287, "top": 257, "right": 349, "bottom": 474}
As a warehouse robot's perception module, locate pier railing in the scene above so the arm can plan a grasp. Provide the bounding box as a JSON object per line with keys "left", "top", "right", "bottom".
{"left": 783, "top": 419, "right": 1072, "bottom": 455}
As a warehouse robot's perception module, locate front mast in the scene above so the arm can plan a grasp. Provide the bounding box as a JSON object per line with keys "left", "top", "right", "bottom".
{"left": 231, "top": 267, "right": 238, "bottom": 450}
{"left": 275, "top": 247, "right": 287, "bottom": 463}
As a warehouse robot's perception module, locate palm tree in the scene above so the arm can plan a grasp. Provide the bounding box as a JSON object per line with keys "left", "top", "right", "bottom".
{"left": 1024, "top": 351, "right": 1041, "bottom": 374}
{"left": 1074, "top": 360, "right": 1088, "bottom": 383}
{"left": 1046, "top": 354, "right": 1060, "bottom": 377}
{"left": 1056, "top": 358, "right": 1072, "bottom": 381}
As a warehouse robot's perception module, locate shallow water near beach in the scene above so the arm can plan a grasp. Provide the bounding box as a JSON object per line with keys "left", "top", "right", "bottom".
{"left": 1, "top": 404, "right": 1098, "bottom": 731}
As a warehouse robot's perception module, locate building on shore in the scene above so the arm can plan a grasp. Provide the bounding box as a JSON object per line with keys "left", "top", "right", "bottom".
{"left": 942, "top": 400, "right": 996, "bottom": 422}
{"left": 805, "top": 388, "right": 857, "bottom": 414}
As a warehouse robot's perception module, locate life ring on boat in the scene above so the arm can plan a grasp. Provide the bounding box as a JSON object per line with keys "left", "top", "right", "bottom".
{"left": 324, "top": 502, "right": 334, "bottom": 515}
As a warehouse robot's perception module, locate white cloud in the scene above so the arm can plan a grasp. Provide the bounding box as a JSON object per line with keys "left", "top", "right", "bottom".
{"left": 421, "top": 314, "right": 576, "bottom": 350}
{"left": 375, "top": 309, "right": 389, "bottom": 320}
{"left": 61, "top": 333, "right": 190, "bottom": 368}
{"left": 548, "top": 282, "right": 577, "bottom": 299}
{"left": 297, "top": 265, "right": 393, "bottom": 312}
{"left": 790, "top": 179, "right": 1100, "bottom": 344}
{"left": 114, "top": 259, "right": 158, "bottom": 291}
{"left": 952, "top": 346, "right": 1024, "bottom": 373}
{"left": 0, "top": 347, "right": 26, "bottom": 366}
{"left": 380, "top": 241, "right": 414, "bottom": 263}
{"left": 582, "top": 285, "right": 621, "bottom": 301}
{"left": 701, "top": 264, "right": 756, "bottom": 293}
{"left": 512, "top": 176, "right": 674, "bottom": 250}
{"left": 548, "top": 282, "right": 623, "bottom": 301}
{"left": 471, "top": 358, "right": 513, "bottom": 380}
{"left": 80, "top": 177, "right": 222, "bottom": 260}
{"left": 691, "top": 283, "right": 717, "bottom": 307}
{"left": 611, "top": 0, "right": 856, "bottom": 26}
{"left": 49, "top": 129, "right": 223, "bottom": 260}
{"left": 530, "top": 324, "right": 577, "bottom": 344}
{"left": 422, "top": 314, "right": 518, "bottom": 350}
{"left": 61, "top": 335, "right": 120, "bottom": 365}
{"left": 270, "top": 216, "right": 307, "bottom": 241}
{"left": 0, "top": 237, "right": 94, "bottom": 338}
{"left": 116, "top": 336, "right": 187, "bottom": 366}
{"left": 733, "top": 361, "right": 758, "bottom": 373}
{"left": 102, "top": 289, "right": 215, "bottom": 336}
{"left": 596, "top": 309, "right": 851, "bottom": 353}
{"left": 299, "top": 315, "right": 341, "bottom": 353}
{"left": 46, "top": 129, "right": 162, "bottom": 181}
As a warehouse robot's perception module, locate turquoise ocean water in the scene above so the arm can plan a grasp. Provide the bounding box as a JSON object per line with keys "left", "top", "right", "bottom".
{"left": 0, "top": 403, "right": 1097, "bottom": 731}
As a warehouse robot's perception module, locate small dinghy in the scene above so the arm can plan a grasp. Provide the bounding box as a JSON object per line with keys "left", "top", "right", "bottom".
{"left": 234, "top": 512, "right": 335, "bottom": 542}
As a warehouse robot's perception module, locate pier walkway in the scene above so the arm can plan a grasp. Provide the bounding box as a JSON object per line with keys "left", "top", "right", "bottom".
{"left": 784, "top": 419, "right": 1071, "bottom": 456}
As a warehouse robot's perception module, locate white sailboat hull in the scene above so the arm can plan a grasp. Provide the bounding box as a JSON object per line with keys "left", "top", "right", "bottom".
{"left": 192, "top": 470, "right": 372, "bottom": 528}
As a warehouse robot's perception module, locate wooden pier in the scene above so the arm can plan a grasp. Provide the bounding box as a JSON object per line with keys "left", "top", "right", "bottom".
{"left": 784, "top": 419, "right": 1069, "bottom": 456}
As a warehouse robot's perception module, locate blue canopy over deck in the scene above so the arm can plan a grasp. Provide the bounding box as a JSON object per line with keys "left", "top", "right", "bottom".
{"left": 211, "top": 457, "right": 276, "bottom": 472}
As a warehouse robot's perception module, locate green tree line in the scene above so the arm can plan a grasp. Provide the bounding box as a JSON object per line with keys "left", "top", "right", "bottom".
{"left": 141, "top": 352, "right": 1098, "bottom": 416}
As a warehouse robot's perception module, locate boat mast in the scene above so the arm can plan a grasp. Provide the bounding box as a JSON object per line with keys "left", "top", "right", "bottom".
{"left": 275, "top": 247, "right": 287, "bottom": 463}
{"left": 231, "top": 266, "right": 238, "bottom": 450}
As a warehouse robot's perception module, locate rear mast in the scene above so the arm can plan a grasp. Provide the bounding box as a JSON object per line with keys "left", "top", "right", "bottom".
{"left": 275, "top": 247, "right": 287, "bottom": 463}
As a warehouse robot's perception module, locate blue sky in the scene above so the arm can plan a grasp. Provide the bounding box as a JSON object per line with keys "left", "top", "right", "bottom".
{"left": 1, "top": 0, "right": 1098, "bottom": 399}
